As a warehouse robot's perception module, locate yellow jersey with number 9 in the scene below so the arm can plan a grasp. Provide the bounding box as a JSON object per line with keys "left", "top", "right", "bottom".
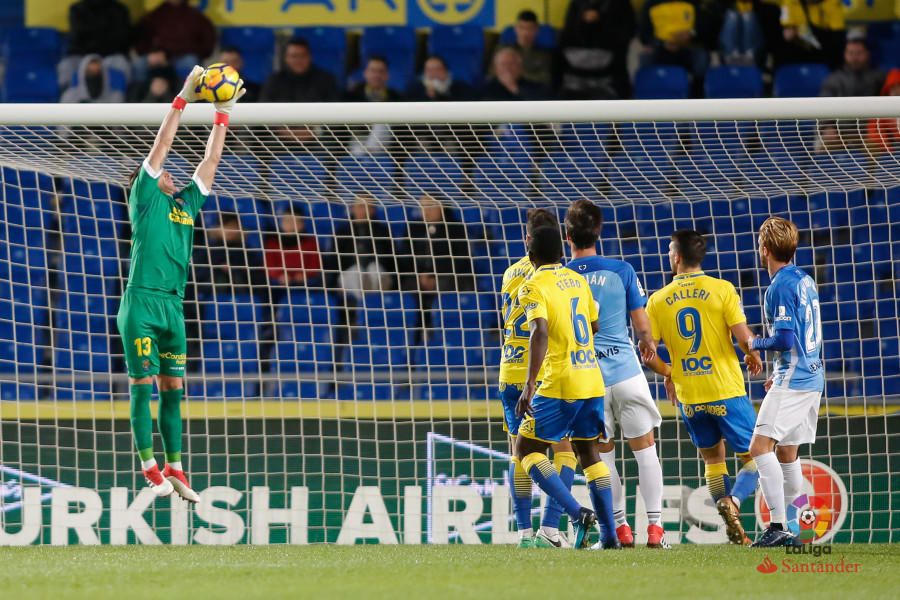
{"left": 519, "top": 264, "right": 604, "bottom": 400}
{"left": 646, "top": 271, "right": 748, "bottom": 405}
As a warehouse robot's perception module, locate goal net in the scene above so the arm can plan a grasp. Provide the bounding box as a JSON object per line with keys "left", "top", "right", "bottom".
{"left": 0, "top": 99, "right": 898, "bottom": 545}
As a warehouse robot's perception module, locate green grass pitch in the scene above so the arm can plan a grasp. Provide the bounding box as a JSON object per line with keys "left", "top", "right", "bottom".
{"left": 2, "top": 545, "right": 897, "bottom": 599}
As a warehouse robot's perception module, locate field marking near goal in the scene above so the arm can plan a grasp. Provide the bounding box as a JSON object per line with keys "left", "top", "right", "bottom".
{"left": 1, "top": 400, "right": 896, "bottom": 420}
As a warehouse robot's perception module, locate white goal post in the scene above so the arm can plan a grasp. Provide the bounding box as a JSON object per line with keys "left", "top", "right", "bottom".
{"left": 0, "top": 97, "right": 897, "bottom": 546}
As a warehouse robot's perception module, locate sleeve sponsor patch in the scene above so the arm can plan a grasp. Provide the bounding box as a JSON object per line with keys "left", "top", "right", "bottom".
{"left": 775, "top": 305, "right": 792, "bottom": 322}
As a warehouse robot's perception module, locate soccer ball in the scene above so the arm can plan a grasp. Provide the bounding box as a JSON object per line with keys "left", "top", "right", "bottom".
{"left": 197, "top": 63, "right": 240, "bottom": 103}
{"left": 799, "top": 508, "right": 817, "bottom": 526}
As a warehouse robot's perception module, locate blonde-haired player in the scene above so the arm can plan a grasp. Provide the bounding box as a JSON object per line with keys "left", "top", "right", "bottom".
{"left": 747, "top": 217, "right": 824, "bottom": 547}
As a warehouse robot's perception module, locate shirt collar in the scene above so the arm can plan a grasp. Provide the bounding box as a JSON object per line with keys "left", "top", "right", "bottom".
{"left": 536, "top": 263, "right": 562, "bottom": 272}
{"left": 673, "top": 270, "right": 705, "bottom": 281}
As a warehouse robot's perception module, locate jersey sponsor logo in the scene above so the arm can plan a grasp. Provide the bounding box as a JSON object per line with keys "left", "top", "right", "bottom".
{"left": 160, "top": 351, "right": 187, "bottom": 364}
{"left": 502, "top": 344, "right": 526, "bottom": 363}
{"left": 636, "top": 278, "right": 646, "bottom": 297}
{"left": 681, "top": 356, "right": 713, "bottom": 375}
{"left": 596, "top": 346, "right": 621, "bottom": 360}
{"left": 168, "top": 206, "right": 194, "bottom": 226}
{"left": 570, "top": 348, "right": 598, "bottom": 366}
{"left": 775, "top": 306, "right": 792, "bottom": 322}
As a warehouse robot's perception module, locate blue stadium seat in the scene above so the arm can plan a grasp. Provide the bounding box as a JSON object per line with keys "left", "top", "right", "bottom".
{"left": 428, "top": 25, "right": 485, "bottom": 86}
{"left": 200, "top": 340, "right": 259, "bottom": 397}
{"left": 359, "top": 26, "right": 417, "bottom": 91}
{"left": 498, "top": 24, "right": 556, "bottom": 49}
{"left": 202, "top": 294, "right": 263, "bottom": 340}
{"left": 349, "top": 328, "right": 409, "bottom": 370}
{"left": 335, "top": 153, "right": 397, "bottom": 199}
{"left": 633, "top": 65, "right": 690, "bottom": 99}
{"left": 266, "top": 154, "right": 329, "bottom": 200}
{"left": 280, "top": 380, "right": 327, "bottom": 400}
{"left": 357, "top": 292, "right": 418, "bottom": 329}
{"left": 276, "top": 289, "right": 335, "bottom": 326}
{"left": 472, "top": 154, "right": 533, "bottom": 202}
{"left": 293, "top": 26, "right": 347, "bottom": 84}
{"left": 704, "top": 66, "right": 763, "bottom": 99}
{"left": 3, "top": 27, "right": 60, "bottom": 63}
{"left": 336, "top": 383, "right": 396, "bottom": 401}
{"left": 3, "top": 64, "right": 58, "bottom": 102}
{"left": 539, "top": 151, "right": 604, "bottom": 202}
{"left": 275, "top": 331, "right": 333, "bottom": 373}
{"left": 773, "top": 63, "right": 829, "bottom": 97}
{"left": 219, "top": 27, "right": 275, "bottom": 84}
{"left": 403, "top": 152, "right": 465, "bottom": 198}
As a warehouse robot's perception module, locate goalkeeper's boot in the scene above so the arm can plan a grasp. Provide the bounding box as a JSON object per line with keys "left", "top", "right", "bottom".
{"left": 716, "top": 497, "right": 751, "bottom": 545}
{"left": 163, "top": 464, "right": 200, "bottom": 504}
{"left": 533, "top": 529, "right": 568, "bottom": 549}
{"left": 572, "top": 508, "right": 597, "bottom": 549}
{"left": 616, "top": 522, "right": 635, "bottom": 548}
{"left": 143, "top": 465, "right": 174, "bottom": 498}
{"left": 646, "top": 524, "right": 671, "bottom": 549}
{"left": 750, "top": 525, "right": 797, "bottom": 548}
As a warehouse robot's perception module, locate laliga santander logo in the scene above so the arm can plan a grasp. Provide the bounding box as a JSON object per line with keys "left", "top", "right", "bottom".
{"left": 755, "top": 459, "right": 848, "bottom": 544}
{"left": 417, "top": 0, "right": 485, "bottom": 25}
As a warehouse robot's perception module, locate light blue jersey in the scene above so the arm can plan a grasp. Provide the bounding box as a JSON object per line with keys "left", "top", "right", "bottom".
{"left": 765, "top": 264, "right": 825, "bottom": 392}
{"left": 567, "top": 255, "right": 646, "bottom": 387}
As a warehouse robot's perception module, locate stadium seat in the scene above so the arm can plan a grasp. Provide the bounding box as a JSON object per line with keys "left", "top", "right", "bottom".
{"left": 704, "top": 66, "right": 763, "bottom": 99}
{"left": 428, "top": 25, "right": 485, "bottom": 86}
{"left": 3, "top": 64, "right": 58, "bottom": 102}
{"left": 219, "top": 27, "right": 276, "bottom": 85}
{"left": 266, "top": 154, "right": 330, "bottom": 201}
{"left": 773, "top": 64, "right": 829, "bottom": 98}
{"left": 359, "top": 26, "right": 417, "bottom": 91}
{"left": 335, "top": 153, "right": 397, "bottom": 199}
{"left": 498, "top": 24, "right": 557, "bottom": 49}
{"left": 472, "top": 155, "right": 533, "bottom": 202}
{"left": 275, "top": 332, "right": 333, "bottom": 373}
{"left": 293, "top": 26, "right": 347, "bottom": 84}
{"left": 3, "top": 27, "right": 60, "bottom": 63}
{"left": 633, "top": 65, "right": 690, "bottom": 100}
{"left": 403, "top": 152, "right": 465, "bottom": 198}
{"left": 539, "top": 151, "right": 605, "bottom": 203}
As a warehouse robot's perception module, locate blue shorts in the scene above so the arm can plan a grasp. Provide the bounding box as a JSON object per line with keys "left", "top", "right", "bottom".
{"left": 519, "top": 395, "right": 605, "bottom": 443}
{"left": 678, "top": 395, "right": 756, "bottom": 453}
{"left": 499, "top": 383, "right": 523, "bottom": 435}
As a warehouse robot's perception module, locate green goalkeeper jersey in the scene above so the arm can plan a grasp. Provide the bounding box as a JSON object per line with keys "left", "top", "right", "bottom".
{"left": 124, "top": 161, "right": 208, "bottom": 299}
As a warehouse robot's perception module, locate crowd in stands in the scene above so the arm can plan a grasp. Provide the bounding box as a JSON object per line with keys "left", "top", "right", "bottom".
{"left": 30, "top": 0, "right": 898, "bottom": 108}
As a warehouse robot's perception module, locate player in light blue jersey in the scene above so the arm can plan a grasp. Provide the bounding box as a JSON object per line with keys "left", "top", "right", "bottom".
{"left": 747, "top": 217, "right": 825, "bottom": 547}
{"left": 564, "top": 200, "right": 669, "bottom": 549}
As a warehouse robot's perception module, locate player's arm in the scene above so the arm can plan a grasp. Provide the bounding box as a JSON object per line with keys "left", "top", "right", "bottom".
{"left": 194, "top": 80, "right": 247, "bottom": 193}
{"left": 516, "top": 284, "right": 548, "bottom": 418}
{"left": 146, "top": 66, "right": 204, "bottom": 173}
{"left": 732, "top": 322, "right": 763, "bottom": 377}
{"left": 630, "top": 307, "right": 657, "bottom": 362}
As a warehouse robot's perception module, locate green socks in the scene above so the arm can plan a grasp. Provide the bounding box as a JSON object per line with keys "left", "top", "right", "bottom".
{"left": 159, "top": 388, "right": 183, "bottom": 464}
{"left": 130, "top": 384, "right": 154, "bottom": 461}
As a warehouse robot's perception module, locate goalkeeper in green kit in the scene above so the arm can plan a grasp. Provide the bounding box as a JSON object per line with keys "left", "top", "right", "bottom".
{"left": 116, "top": 66, "right": 245, "bottom": 502}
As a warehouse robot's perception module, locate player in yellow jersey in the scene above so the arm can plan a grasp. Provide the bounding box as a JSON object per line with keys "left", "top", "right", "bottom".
{"left": 642, "top": 230, "right": 764, "bottom": 545}
{"left": 499, "top": 209, "right": 577, "bottom": 549}
{"left": 514, "top": 226, "right": 621, "bottom": 550}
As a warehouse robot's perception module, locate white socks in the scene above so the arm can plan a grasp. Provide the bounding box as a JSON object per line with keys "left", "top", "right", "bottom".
{"left": 634, "top": 444, "right": 664, "bottom": 526}
{"left": 540, "top": 526, "right": 559, "bottom": 540}
{"left": 755, "top": 452, "right": 787, "bottom": 525}
{"left": 141, "top": 458, "right": 157, "bottom": 470}
{"left": 519, "top": 528, "right": 533, "bottom": 540}
{"left": 169, "top": 461, "right": 183, "bottom": 471}
{"left": 599, "top": 449, "right": 627, "bottom": 526}
{"left": 782, "top": 459, "right": 803, "bottom": 507}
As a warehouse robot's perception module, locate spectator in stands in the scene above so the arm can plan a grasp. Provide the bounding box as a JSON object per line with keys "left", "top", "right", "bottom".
{"left": 819, "top": 37, "right": 885, "bottom": 97}
{"left": 192, "top": 212, "right": 266, "bottom": 300}
{"left": 58, "top": 0, "right": 131, "bottom": 90}
{"left": 134, "top": 0, "right": 216, "bottom": 81}
{"left": 264, "top": 203, "right": 322, "bottom": 297}
{"left": 60, "top": 55, "right": 125, "bottom": 103}
{"left": 501, "top": 10, "right": 553, "bottom": 86}
{"left": 780, "top": 0, "right": 846, "bottom": 70}
{"left": 407, "top": 56, "right": 474, "bottom": 101}
{"left": 482, "top": 47, "right": 549, "bottom": 101}
{"left": 866, "top": 69, "right": 900, "bottom": 152}
{"left": 404, "top": 194, "right": 473, "bottom": 337}
{"left": 718, "top": 0, "right": 765, "bottom": 66}
{"left": 220, "top": 47, "right": 260, "bottom": 103}
{"left": 344, "top": 57, "right": 402, "bottom": 155}
{"left": 639, "top": 0, "right": 709, "bottom": 81}
{"left": 558, "top": 0, "right": 634, "bottom": 99}
{"left": 139, "top": 73, "right": 174, "bottom": 103}
{"left": 330, "top": 194, "right": 398, "bottom": 299}
{"left": 126, "top": 48, "right": 178, "bottom": 103}
{"left": 260, "top": 38, "right": 339, "bottom": 103}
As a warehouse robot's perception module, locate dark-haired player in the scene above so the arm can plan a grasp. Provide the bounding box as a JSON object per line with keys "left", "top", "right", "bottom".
{"left": 564, "top": 199, "right": 668, "bottom": 548}
{"left": 515, "top": 226, "right": 620, "bottom": 550}
{"left": 747, "top": 217, "right": 823, "bottom": 548}
{"left": 643, "top": 230, "right": 763, "bottom": 545}
{"left": 499, "top": 209, "right": 577, "bottom": 548}
{"left": 116, "top": 66, "right": 245, "bottom": 501}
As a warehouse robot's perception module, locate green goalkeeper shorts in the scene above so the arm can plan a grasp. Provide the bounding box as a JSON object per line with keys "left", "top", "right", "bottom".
{"left": 116, "top": 290, "right": 187, "bottom": 379}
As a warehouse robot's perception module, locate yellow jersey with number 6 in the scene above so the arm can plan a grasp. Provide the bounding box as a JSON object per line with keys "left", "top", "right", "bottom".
{"left": 519, "top": 264, "right": 604, "bottom": 400}
{"left": 646, "top": 271, "right": 748, "bottom": 405}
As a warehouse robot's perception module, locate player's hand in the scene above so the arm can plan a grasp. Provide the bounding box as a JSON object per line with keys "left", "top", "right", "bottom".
{"left": 664, "top": 375, "right": 677, "bottom": 406}
{"left": 764, "top": 376, "right": 773, "bottom": 392}
{"left": 516, "top": 381, "right": 536, "bottom": 418}
{"left": 214, "top": 79, "right": 247, "bottom": 114}
{"left": 638, "top": 339, "right": 657, "bottom": 364}
{"left": 178, "top": 65, "right": 205, "bottom": 103}
{"left": 745, "top": 350, "right": 763, "bottom": 377}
